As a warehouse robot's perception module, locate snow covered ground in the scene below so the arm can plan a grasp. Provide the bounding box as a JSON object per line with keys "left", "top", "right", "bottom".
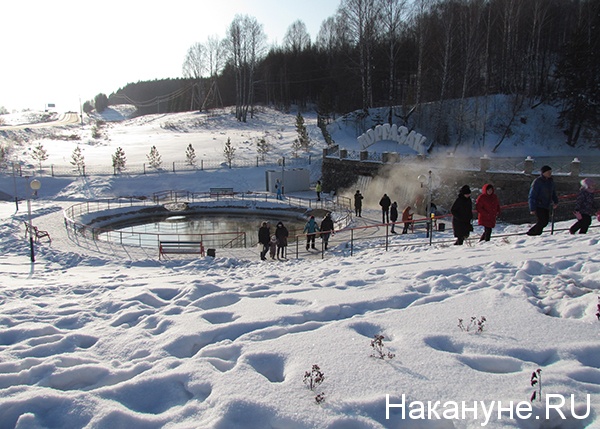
{"left": 0, "top": 105, "right": 599, "bottom": 428}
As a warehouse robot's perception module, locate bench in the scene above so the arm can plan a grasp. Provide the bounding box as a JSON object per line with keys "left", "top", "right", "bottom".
{"left": 24, "top": 222, "right": 51, "bottom": 243}
{"left": 159, "top": 241, "right": 204, "bottom": 260}
{"left": 209, "top": 187, "right": 234, "bottom": 197}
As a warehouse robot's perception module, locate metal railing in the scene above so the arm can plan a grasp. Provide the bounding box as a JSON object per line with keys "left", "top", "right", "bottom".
{"left": 63, "top": 191, "right": 353, "bottom": 252}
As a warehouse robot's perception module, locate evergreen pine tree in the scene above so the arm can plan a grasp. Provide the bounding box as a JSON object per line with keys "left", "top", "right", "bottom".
{"left": 70, "top": 146, "right": 85, "bottom": 176}
{"left": 291, "top": 138, "right": 302, "bottom": 158}
{"left": 112, "top": 147, "right": 127, "bottom": 173}
{"left": 256, "top": 137, "right": 270, "bottom": 161}
{"left": 185, "top": 143, "right": 197, "bottom": 166}
{"left": 223, "top": 137, "right": 236, "bottom": 168}
{"left": 31, "top": 143, "right": 48, "bottom": 171}
{"left": 147, "top": 146, "right": 162, "bottom": 169}
{"left": 295, "top": 112, "right": 311, "bottom": 152}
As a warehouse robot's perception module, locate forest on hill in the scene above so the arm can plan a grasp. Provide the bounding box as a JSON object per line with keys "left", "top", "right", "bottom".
{"left": 98, "top": 0, "right": 598, "bottom": 149}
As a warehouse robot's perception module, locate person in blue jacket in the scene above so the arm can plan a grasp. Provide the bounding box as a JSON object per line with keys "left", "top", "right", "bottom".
{"left": 303, "top": 215, "right": 320, "bottom": 250}
{"left": 527, "top": 165, "right": 558, "bottom": 236}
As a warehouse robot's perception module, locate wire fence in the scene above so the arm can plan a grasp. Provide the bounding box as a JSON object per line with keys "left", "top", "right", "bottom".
{"left": 8, "top": 155, "right": 313, "bottom": 178}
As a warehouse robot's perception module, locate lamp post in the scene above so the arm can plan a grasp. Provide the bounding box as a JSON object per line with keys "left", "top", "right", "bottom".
{"left": 27, "top": 179, "right": 41, "bottom": 262}
{"left": 418, "top": 170, "right": 433, "bottom": 239}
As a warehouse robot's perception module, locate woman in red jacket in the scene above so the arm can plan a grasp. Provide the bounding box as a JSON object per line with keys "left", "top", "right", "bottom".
{"left": 476, "top": 184, "right": 501, "bottom": 242}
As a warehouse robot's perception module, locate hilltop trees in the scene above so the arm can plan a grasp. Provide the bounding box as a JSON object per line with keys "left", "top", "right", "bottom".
{"left": 94, "top": 94, "right": 109, "bottom": 113}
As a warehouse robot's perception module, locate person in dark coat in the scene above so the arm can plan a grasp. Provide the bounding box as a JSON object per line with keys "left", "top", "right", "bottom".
{"left": 379, "top": 194, "right": 392, "bottom": 223}
{"left": 527, "top": 165, "right": 558, "bottom": 236}
{"left": 354, "top": 190, "right": 364, "bottom": 217}
{"left": 275, "top": 221, "right": 289, "bottom": 258}
{"left": 258, "top": 221, "right": 271, "bottom": 260}
{"left": 390, "top": 202, "right": 399, "bottom": 233}
{"left": 476, "top": 184, "right": 501, "bottom": 242}
{"left": 451, "top": 185, "right": 473, "bottom": 245}
{"left": 319, "top": 213, "right": 335, "bottom": 250}
{"left": 570, "top": 178, "right": 596, "bottom": 234}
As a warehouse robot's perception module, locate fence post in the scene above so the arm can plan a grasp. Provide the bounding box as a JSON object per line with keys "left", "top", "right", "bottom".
{"left": 570, "top": 158, "right": 580, "bottom": 177}
{"left": 524, "top": 156, "right": 534, "bottom": 175}
{"left": 173, "top": 162, "right": 175, "bottom": 173}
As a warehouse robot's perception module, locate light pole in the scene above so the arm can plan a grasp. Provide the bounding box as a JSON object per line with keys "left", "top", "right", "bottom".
{"left": 27, "top": 179, "right": 41, "bottom": 262}
{"left": 418, "top": 171, "right": 433, "bottom": 239}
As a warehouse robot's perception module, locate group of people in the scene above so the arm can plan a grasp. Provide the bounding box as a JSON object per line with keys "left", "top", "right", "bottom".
{"left": 258, "top": 221, "right": 289, "bottom": 260}
{"left": 302, "top": 213, "right": 335, "bottom": 251}
{"left": 451, "top": 164, "right": 598, "bottom": 245}
{"left": 258, "top": 212, "right": 336, "bottom": 260}
{"left": 265, "top": 165, "right": 596, "bottom": 258}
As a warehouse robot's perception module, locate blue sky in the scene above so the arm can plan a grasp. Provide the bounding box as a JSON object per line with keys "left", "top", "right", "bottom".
{"left": 1, "top": 0, "right": 340, "bottom": 112}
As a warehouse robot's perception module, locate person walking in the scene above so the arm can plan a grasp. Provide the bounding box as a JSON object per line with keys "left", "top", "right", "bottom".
{"left": 275, "top": 221, "right": 289, "bottom": 259}
{"left": 527, "top": 165, "right": 558, "bottom": 236}
{"left": 570, "top": 178, "right": 596, "bottom": 234}
{"left": 402, "top": 206, "right": 414, "bottom": 234}
{"left": 354, "top": 190, "right": 364, "bottom": 217}
{"left": 320, "top": 213, "right": 335, "bottom": 250}
{"left": 303, "top": 215, "right": 320, "bottom": 250}
{"left": 258, "top": 221, "right": 271, "bottom": 260}
{"left": 379, "top": 193, "right": 392, "bottom": 224}
{"left": 476, "top": 184, "right": 501, "bottom": 242}
{"left": 390, "top": 202, "right": 399, "bottom": 233}
{"left": 451, "top": 185, "right": 473, "bottom": 245}
{"left": 315, "top": 180, "right": 322, "bottom": 202}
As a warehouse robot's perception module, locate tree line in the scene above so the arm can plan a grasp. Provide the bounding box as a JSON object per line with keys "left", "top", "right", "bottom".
{"left": 93, "top": 0, "right": 598, "bottom": 147}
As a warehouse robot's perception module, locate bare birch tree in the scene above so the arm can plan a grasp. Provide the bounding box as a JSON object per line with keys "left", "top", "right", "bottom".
{"left": 284, "top": 20, "right": 311, "bottom": 53}
{"left": 338, "top": 0, "right": 382, "bottom": 111}
{"left": 182, "top": 42, "right": 207, "bottom": 111}
{"left": 227, "top": 15, "right": 267, "bottom": 122}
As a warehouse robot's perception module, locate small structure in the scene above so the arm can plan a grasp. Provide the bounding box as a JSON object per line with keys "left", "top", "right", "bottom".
{"left": 357, "top": 124, "right": 429, "bottom": 155}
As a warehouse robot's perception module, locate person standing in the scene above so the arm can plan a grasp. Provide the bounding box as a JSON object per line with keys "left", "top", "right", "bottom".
{"left": 390, "top": 202, "right": 399, "bottom": 233}
{"left": 379, "top": 193, "right": 392, "bottom": 224}
{"left": 451, "top": 185, "right": 473, "bottom": 245}
{"left": 316, "top": 180, "right": 322, "bottom": 201}
{"left": 275, "top": 221, "right": 289, "bottom": 259}
{"left": 354, "top": 190, "right": 364, "bottom": 217}
{"left": 476, "top": 184, "right": 501, "bottom": 242}
{"left": 570, "top": 178, "right": 596, "bottom": 234}
{"left": 320, "top": 213, "right": 335, "bottom": 250}
{"left": 402, "top": 206, "right": 414, "bottom": 234}
{"left": 258, "top": 221, "right": 271, "bottom": 260}
{"left": 527, "top": 165, "right": 558, "bottom": 236}
{"left": 303, "top": 215, "right": 320, "bottom": 250}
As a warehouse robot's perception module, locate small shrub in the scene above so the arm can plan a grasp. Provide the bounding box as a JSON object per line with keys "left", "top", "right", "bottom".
{"left": 303, "top": 364, "right": 325, "bottom": 404}
{"left": 458, "top": 316, "right": 486, "bottom": 333}
{"left": 530, "top": 368, "right": 542, "bottom": 402}
{"left": 370, "top": 334, "right": 395, "bottom": 360}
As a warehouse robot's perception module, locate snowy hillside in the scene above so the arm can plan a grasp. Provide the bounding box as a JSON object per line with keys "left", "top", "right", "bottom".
{"left": 0, "top": 102, "right": 599, "bottom": 428}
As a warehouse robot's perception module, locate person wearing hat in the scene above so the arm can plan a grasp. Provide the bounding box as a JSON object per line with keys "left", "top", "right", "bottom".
{"left": 527, "top": 165, "right": 558, "bottom": 236}
{"left": 570, "top": 178, "right": 596, "bottom": 234}
{"left": 451, "top": 185, "right": 474, "bottom": 245}
{"left": 319, "top": 213, "right": 335, "bottom": 250}
{"left": 476, "top": 183, "right": 501, "bottom": 242}
{"left": 258, "top": 221, "right": 271, "bottom": 260}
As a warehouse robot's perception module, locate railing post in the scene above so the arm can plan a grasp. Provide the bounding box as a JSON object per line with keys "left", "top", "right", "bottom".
{"left": 524, "top": 156, "right": 534, "bottom": 175}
